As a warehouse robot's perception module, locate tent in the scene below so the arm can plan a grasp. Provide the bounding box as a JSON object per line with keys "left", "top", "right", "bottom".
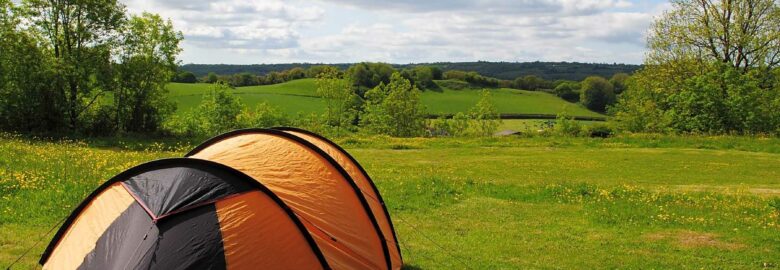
{"left": 39, "top": 128, "right": 402, "bottom": 270}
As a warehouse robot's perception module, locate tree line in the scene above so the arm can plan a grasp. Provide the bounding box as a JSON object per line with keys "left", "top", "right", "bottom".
{"left": 179, "top": 61, "right": 640, "bottom": 81}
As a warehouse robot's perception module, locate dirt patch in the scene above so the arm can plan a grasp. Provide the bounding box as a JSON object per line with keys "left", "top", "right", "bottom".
{"left": 643, "top": 230, "right": 745, "bottom": 250}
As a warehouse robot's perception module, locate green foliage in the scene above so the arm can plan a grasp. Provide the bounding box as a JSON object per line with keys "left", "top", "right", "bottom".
{"left": 450, "top": 112, "right": 470, "bottom": 136}
{"left": 614, "top": 63, "right": 780, "bottom": 134}
{"left": 114, "top": 13, "right": 181, "bottom": 133}
{"left": 647, "top": 0, "right": 780, "bottom": 71}
{"left": 362, "top": 73, "right": 426, "bottom": 137}
{"left": 306, "top": 65, "right": 341, "bottom": 78}
{"left": 609, "top": 73, "right": 629, "bottom": 95}
{"left": 553, "top": 81, "right": 580, "bottom": 102}
{"left": 230, "top": 72, "right": 256, "bottom": 87}
{"left": 205, "top": 72, "right": 219, "bottom": 83}
{"left": 469, "top": 90, "right": 501, "bottom": 136}
{"left": 442, "top": 70, "right": 501, "bottom": 88}
{"left": 164, "top": 83, "right": 243, "bottom": 136}
{"left": 580, "top": 76, "right": 616, "bottom": 112}
{"left": 24, "top": 0, "right": 127, "bottom": 129}
{"left": 236, "top": 102, "right": 288, "bottom": 128}
{"left": 514, "top": 75, "right": 551, "bottom": 91}
{"left": 614, "top": 0, "right": 780, "bottom": 135}
{"left": 316, "top": 67, "right": 357, "bottom": 135}
{"left": 180, "top": 62, "right": 640, "bottom": 82}
{"left": 425, "top": 92, "right": 501, "bottom": 137}
{"left": 0, "top": 0, "right": 61, "bottom": 133}
{"left": 553, "top": 111, "right": 583, "bottom": 136}
{"left": 346, "top": 62, "right": 395, "bottom": 91}
{"left": 400, "top": 66, "right": 437, "bottom": 90}
{"left": 174, "top": 71, "right": 197, "bottom": 83}
{"left": 1, "top": 1, "right": 183, "bottom": 135}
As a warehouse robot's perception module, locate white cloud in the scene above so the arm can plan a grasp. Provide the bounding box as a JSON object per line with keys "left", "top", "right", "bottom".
{"left": 121, "top": 0, "right": 668, "bottom": 64}
{"left": 124, "top": 0, "right": 322, "bottom": 56}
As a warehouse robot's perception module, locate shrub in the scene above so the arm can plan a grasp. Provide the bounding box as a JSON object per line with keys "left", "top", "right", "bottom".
{"left": 580, "top": 76, "right": 616, "bottom": 112}
{"left": 427, "top": 116, "right": 452, "bottom": 137}
{"left": 554, "top": 82, "right": 580, "bottom": 102}
{"left": 236, "top": 102, "right": 288, "bottom": 128}
{"left": 469, "top": 90, "right": 501, "bottom": 136}
{"left": 163, "top": 82, "right": 243, "bottom": 137}
{"left": 553, "top": 111, "right": 583, "bottom": 136}
{"left": 585, "top": 123, "right": 614, "bottom": 138}
{"left": 361, "top": 73, "right": 426, "bottom": 137}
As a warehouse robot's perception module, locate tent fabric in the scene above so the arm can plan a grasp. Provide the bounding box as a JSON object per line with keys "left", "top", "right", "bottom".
{"left": 40, "top": 158, "right": 329, "bottom": 270}
{"left": 122, "top": 165, "right": 254, "bottom": 219}
{"left": 40, "top": 128, "right": 401, "bottom": 270}
{"left": 273, "top": 127, "right": 403, "bottom": 270}
{"left": 215, "top": 191, "right": 326, "bottom": 269}
{"left": 186, "top": 129, "right": 393, "bottom": 270}
{"left": 43, "top": 182, "right": 136, "bottom": 270}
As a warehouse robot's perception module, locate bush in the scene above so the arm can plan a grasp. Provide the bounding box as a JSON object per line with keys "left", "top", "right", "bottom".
{"left": 361, "top": 73, "right": 426, "bottom": 137}
{"left": 580, "top": 76, "right": 616, "bottom": 112}
{"left": 427, "top": 116, "right": 452, "bottom": 137}
{"left": 553, "top": 111, "right": 583, "bottom": 136}
{"left": 585, "top": 123, "right": 614, "bottom": 138}
{"left": 163, "top": 82, "right": 243, "bottom": 136}
{"left": 469, "top": 90, "right": 501, "bottom": 136}
{"left": 554, "top": 82, "right": 580, "bottom": 102}
{"left": 237, "top": 102, "right": 288, "bottom": 128}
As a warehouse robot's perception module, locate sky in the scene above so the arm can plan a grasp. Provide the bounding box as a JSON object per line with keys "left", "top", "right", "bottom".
{"left": 123, "top": 0, "right": 672, "bottom": 65}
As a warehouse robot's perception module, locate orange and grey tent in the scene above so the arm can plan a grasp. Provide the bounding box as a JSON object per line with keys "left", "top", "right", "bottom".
{"left": 39, "top": 128, "right": 402, "bottom": 270}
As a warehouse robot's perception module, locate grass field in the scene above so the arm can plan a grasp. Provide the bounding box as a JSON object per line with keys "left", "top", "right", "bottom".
{"left": 1, "top": 133, "right": 779, "bottom": 269}
{"left": 167, "top": 79, "right": 602, "bottom": 117}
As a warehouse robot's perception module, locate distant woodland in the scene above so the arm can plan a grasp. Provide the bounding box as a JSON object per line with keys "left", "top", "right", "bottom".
{"left": 180, "top": 62, "right": 641, "bottom": 81}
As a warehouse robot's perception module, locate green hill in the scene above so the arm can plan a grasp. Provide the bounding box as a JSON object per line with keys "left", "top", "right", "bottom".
{"left": 167, "top": 79, "right": 603, "bottom": 117}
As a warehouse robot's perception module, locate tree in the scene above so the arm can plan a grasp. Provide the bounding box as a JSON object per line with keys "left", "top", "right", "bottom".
{"left": 316, "top": 66, "right": 355, "bottom": 135}
{"left": 175, "top": 71, "right": 197, "bottom": 83}
{"left": 431, "top": 66, "right": 443, "bottom": 80}
{"left": 361, "top": 73, "right": 426, "bottom": 137}
{"left": 613, "top": 0, "right": 780, "bottom": 134}
{"left": 580, "top": 76, "right": 616, "bottom": 112}
{"left": 199, "top": 82, "right": 244, "bottom": 134}
{"left": 609, "top": 73, "right": 630, "bottom": 95}
{"left": 24, "top": 0, "right": 127, "bottom": 130}
{"left": 114, "top": 13, "right": 182, "bottom": 132}
{"left": 346, "top": 62, "right": 395, "bottom": 91}
{"left": 231, "top": 72, "right": 256, "bottom": 87}
{"left": 0, "top": 0, "right": 60, "bottom": 132}
{"left": 206, "top": 72, "right": 219, "bottom": 83}
{"left": 648, "top": 0, "right": 780, "bottom": 72}
{"left": 469, "top": 90, "right": 501, "bottom": 136}
{"left": 410, "top": 66, "right": 435, "bottom": 89}
{"left": 554, "top": 81, "right": 581, "bottom": 102}
{"left": 514, "top": 75, "right": 547, "bottom": 90}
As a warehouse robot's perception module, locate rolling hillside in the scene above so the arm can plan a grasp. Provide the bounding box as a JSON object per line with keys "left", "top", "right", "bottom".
{"left": 167, "top": 79, "right": 603, "bottom": 117}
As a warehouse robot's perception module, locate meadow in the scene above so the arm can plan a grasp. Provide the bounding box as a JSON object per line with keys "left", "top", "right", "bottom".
{"left": 1, "top": 133, "right": 779, "bottom": 269}
{"left": 167, "top": 79, "right": 603, "bottom": 118}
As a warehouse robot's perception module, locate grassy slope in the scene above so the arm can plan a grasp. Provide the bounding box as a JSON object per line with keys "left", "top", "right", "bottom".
{"left": 167, "top": 79, "right": 602, "bottom": 117}
{"left": 1, "top": 134, "right": 779, "bottom": 269}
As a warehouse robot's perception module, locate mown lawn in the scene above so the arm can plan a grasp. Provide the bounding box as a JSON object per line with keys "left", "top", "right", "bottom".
{"left": 167, "top": 79, "right": 602, "bottom": 118}
{"left": 1, "top": 134, "right": 779, "bottom": 269}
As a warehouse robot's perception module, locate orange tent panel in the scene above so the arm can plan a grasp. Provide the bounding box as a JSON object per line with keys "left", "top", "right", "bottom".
{"left": 277, "top": 128, "right": 403, "bottom": 270}
{"left": 189, "top": 130, "right": 392, "bottom": 270}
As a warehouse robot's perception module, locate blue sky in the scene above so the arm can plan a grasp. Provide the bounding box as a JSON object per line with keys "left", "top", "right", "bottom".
{"left": 124, "top": 0, "right": 671, "bottom": 64}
